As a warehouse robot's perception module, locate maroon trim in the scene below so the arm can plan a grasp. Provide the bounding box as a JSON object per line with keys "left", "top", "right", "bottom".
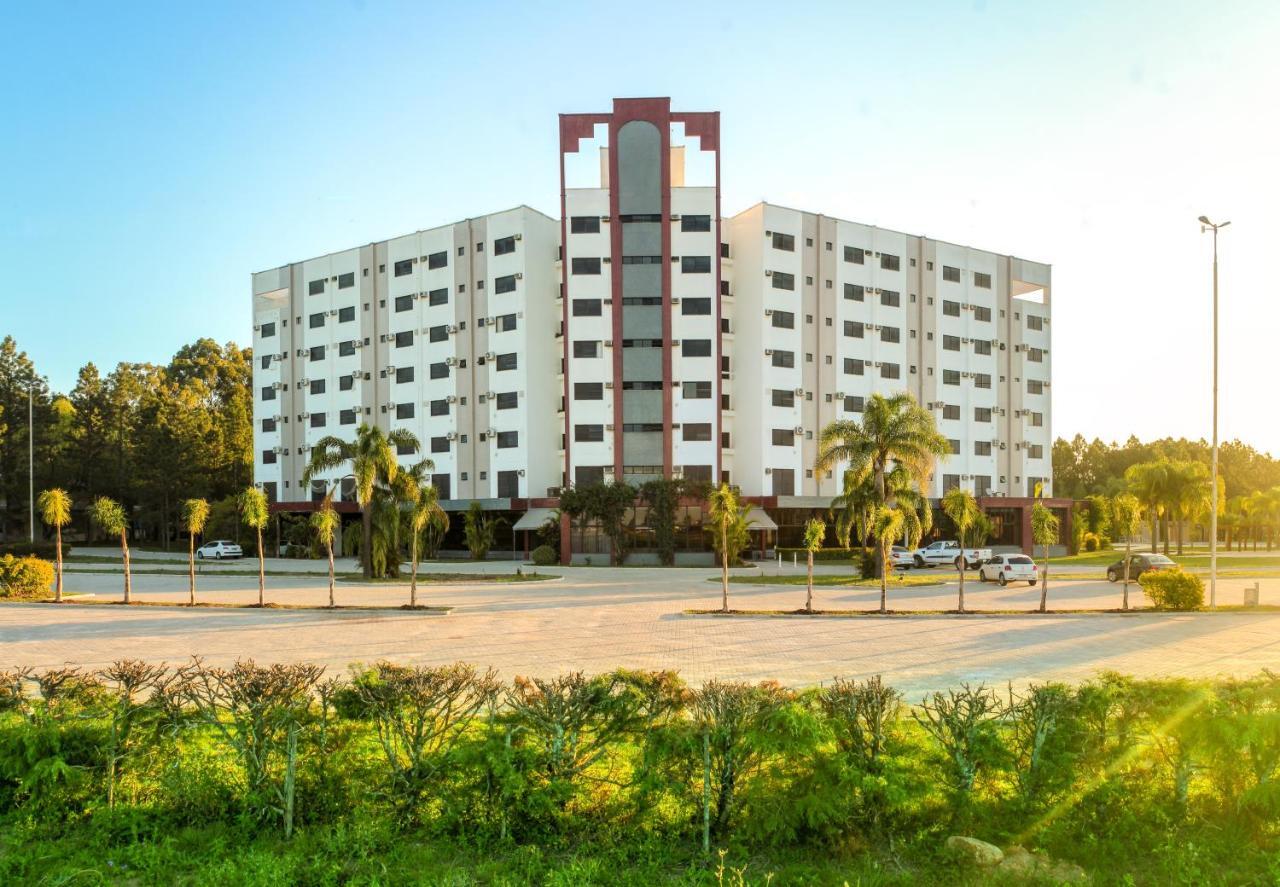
{"left": 710, "top": 113, "right": 723, "bottom": 484}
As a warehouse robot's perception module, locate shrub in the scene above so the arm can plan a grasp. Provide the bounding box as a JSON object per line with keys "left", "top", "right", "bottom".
{"left": 775, "top": 547, "right": 860, "bottom": 564}
{"left": 0, "top": 541, "right": 69, "bottom": 559}
{"left": 1140, "top": 569, "right": 1204, "bottom": 611}
{"left": 0, "top": 556, "right": 54, "bottom": 599}
{"left": 529, "top": 545, "right": 558, "bottom": 566}
{"left": 1082, "top": 532, "right": 1102, "bottom": 552}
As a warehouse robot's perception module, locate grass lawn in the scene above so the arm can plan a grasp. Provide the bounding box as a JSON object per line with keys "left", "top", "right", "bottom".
{"left": 337, "top": 572, "right": 557, "bottom": 584}
{"left": 720, "top": 574, "right": 942, "bottom": 587}
{"left": 1051, "top": 549, "right": 1280, "bottom": 568}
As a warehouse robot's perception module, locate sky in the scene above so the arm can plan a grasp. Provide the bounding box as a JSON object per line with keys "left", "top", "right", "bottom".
{"left": 2, "top": 0, "right": 1277, "bottom": 454}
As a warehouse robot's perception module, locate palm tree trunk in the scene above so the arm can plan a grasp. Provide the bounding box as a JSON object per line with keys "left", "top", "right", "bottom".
{"left": 1150, "top": 514, "right": 1158, "bottom": 553}
{"left": 327, "top": 542, "right": 335, "bottom": 608}
{"left": 1122, "top": 538, "right": 1131, "bottom": 610}
{"left": 1038, "top": 544, "right": 1048, "bottom": 612}
{"left": 958, "top": 561, "right": 965, "bottom": 614}
{"left": 720, "top": 519, "right": 729, "bottom": 613}
{"left": 257, "top": 528, "right": 265, "bottom": 606}
{"left": 1176, "top": 518, "right": 1184, "bottom": 556}
{"left": 362, "top": 507, "right": 373, "bottom": 579}
{"left": 805, "top": 552, "right": 813, "bottom": 613}
{"left": 188, "top": 533, "right": 196, "bottom": 606}
{"left": 1162, "top": 516, "right": 1170, "bottom": 556}
{"left": 879, "top": 544, "right": 888, "bottom": 613}
{"left": 54, "top": 525, "right": 63, "bottom": 603}
{"left": 410, "top": 535, "right": 419, "bottom": 608}
{"left": 121, "top": 531, "right": 132, "bottom": 604}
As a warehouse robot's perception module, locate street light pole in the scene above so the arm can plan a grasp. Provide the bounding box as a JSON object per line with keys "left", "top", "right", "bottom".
{"left": 28, "top": 383, "right": 34, "bottom": 544}
{"left": 1199, "top": 215, "right": 1229, "bottom": 609}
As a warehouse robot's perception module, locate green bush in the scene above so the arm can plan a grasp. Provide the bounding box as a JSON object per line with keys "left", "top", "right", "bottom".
{"left": 775, "top": 547, "right": 861, "bottom": 563}
{"left": 529, "top": 545, "right": 558, "bottom": 566}
{"left": 0, "top": 555, "right": 54, "bottom": 599}
{"left": 1140, "top": 569, "right": 1204, "bottom": 610}
{"left": 0, "top": 541, "right": 70, "bottom": 559}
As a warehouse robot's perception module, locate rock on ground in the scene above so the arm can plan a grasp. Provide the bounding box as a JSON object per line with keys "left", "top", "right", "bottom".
{"left": 945, "top": 835, "right": 1004, "bottom": 866}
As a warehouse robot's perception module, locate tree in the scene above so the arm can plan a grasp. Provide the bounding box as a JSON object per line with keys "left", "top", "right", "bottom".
{"left": 462, "top": 501, "right": 499, "bottom": 561}
{"left": 1031, "top": 503, "right": 1060, "bottom": 613}
{"left": 36, "top": 488, "right": 71, "bottom": 602}
{"left": 1166, "top": 460, "right": 1211, "bottom": 555}
{"left": 558, "top": 481, "right": 638, "bottom": 566}
{"left": 90, "top": 497, "right": 131, "bottom": 603}
{"left": 311, "top": 490, "right": 340, "bottom": 608}
{"left": 801, "top": 518, "right": 825, "bottom": 613}
{"left": 405, "top": 477, "right": 445, "bottom": 608}
{"left": 303, "top": 424, "right": 420, "bottom": 579}
{"left": 181, "top": 498, "right": 210, "bottom": 606}
{"left": 239, "top": 486, "right": 270, "bottom": 606}
{"left": 706, "top": 484, "right": 752, "bottom": 613}
{"left": 639, "top": 478, "right": 687, "bottom": 567}
{"left": 942, "top": 488, "right": 981, "bottom": 613}
{"left": 1126, "top": 460, "right": 1172, "bottom": 554}
{"left": 871, "top": 507, "right": 906, "bottom": 614}
{"left": 1111, "top": 493, "right": 1142, "bottom": 611}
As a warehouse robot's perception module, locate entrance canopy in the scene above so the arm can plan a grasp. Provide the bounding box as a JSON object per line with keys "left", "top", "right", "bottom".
{"left": 513, "top": 507, "right": 558, "bottom": 532}
{"left": 744, "top": 506, "right": 778, "bottom": 531}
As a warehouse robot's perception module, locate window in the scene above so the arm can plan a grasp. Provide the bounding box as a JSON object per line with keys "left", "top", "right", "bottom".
{"left": 975, "top": 407, "right": 993, "bottom": 422}
{"left": 493, "top": 313, "right": 517, "bottom": 333}
{"left": 771, "top": 310, "right": 795, "bottom": 329}
{"left": 309, "top": 279, "right": 325, "bottom": 295}
{"left": 340, "top": 409, "right": 357, "bottom": 426}
{"left": 772, "top": 468, "right": 795, "bottom": 496}
{"left": 943, "top": 369, "right": 961, "bottom": 385}
{"left": 493, "top": 235, "right": 516, "bottom": 255}
{"left": 424, "top": 325, "right": 446, "bottom": 344}
{"left": 429, "top": 362, "right": 449, "bottom": 379}
{"left": 771, "top": 232, "right": 795, "bottom": 251}
{"left": 431, "top": 437, "right": 449, "bottom": 453}
{"left": 428, "top": 288, "right": 448, "bottom": 306}
{"left": 395, "top": 295, "right": 413, "bottom": 312}
{"left": 1027, "top": 314, "right": 1044, "bottom": 331}
{"left": 681, "top": 256, "right": 711, "bottom": 273}
{"left": 683, "top": 381, "right": 712, "bottom": 399}
{"left": 681, "top": 214, "right": 711, "bottom": 232}
{"left": 393, "top": 259, "right": 413, "bottom": 277}
{"left": 771, "top": 428, "right": 795, "bottom": 446}
{"left": 495, "top": 431, "right": 518, "bottom": 448}
{"left": 309, "top": 345, "right": 325, "bottom": 362}
{"left": 948, "top": 439, "right": 961, "bottom": 455}
{"left": 973, "top": 271, "right": 992, "bottom": 288}
{"left": 573, "top": 340, "right": 600, "bottom": 358}
{"left": 338, "top": 306, "right": 355, "bottom": 322}
{"left": 495, "top": 352, "right": 517, "bottom": 371}
{"left": 974, "top": 476, "right": 992, "bottom": 498}
{"left": 310, "top": 412, "right": 326, "bottom": 428}
{"left": 682, "top": 297, "right": 711, "bottom": 315}
{"left": 338, "top": 341, "right": 355, "bottom": 357}
{"left": 1027, "top": 379, "right": 1044, "bottom": 395}
{"left": 943, "top": 300, "right": 960, "bottom": 317}
{"left": 430, "top": 399, "right": 448, "bottom": 416}
{"left": 880, "top": 326, "right": 901, "bottom": 344}
{"left": 485, "top": 273, "right": 515, "bottom": 295}
{"left": 262, "top": 449, "right": 277, "bottom": 465}
{"left": 880, "top": 362, "right": 900, "bottom": 379}
{"left": 974, "top": 373, "right": 992, "bottom": 389}
{"left": 973, "top": 305, "right": 991, "bottom": 322}
{"left": 1028, "top": 347, "right": 1045, "bottom": 363}
{"left": 621, "top": 255, "right": 662, "bottom": 265}
{"left": 309, "top": 379, "right": 325, "bottom": 395}
{"left": 943, "top": 265, "right": 961, "bottom": 282}
{"left": 395, "top": 366, "right": 414, "bottom": 384}
{"left": 843, "top": 358, "right": 864, "bottom": 375}
{"left": 771, "top": 389, "right": 795, "bottom": 407}
{"left": 975, "top": 441, "right": 993, "bottom": 456}
{"left": 572, "top": 257, "right": 602, "bottom": 275}
{"left": 843, "top": 245, "right": 864, "bottom": 264}
{"left": 571, "top": 216, "right": 600, "bottom": 234}
{"left": 843, "top": 320, "right": 863, "bottom": 338}
{"left": 682, "top": 339, "right": 712, "bottom": 357}
{"left": 495, "top": 391, "right": 518, "bottom": 410}
{"left": 572, "top": 299, "right": 602, "bottom": 317}
{"left": 843, "top": 283, "right": 864, "bottom": 302}
{"left": 683, "top": 423, "right": 712, "bottom": 442}
{"left": 339, "top": 374, "right": 354, "bottom": 390}
{"left": 1028, "top": 444, "right": 1044, "bottom": 459}
{"left": 844, "top": 395, "right": 865, "bottom": 412}
{"left": 260, "top": 355, "right": 272, "bottom": 370}
{"left": 974, "top": 339, "right": 992, "bottom": 356}
{"left": 943, "top": 404, "right": 960, "bottom": 420}
{"left": 309, "top": 312, "right": 325, "bottom": 329}
{"left": 943, "top": 474, "right": 960, "bottom": 493}
{"left": 262, "top": 418, "right": 277, "bottom": 432}
{"left": 392, "top": 402, "right": 413, "bottom": 420}
{"left": 427, "top": 251, "right": 447, "bottom": 270}
{"left": 880, "top": 253, "right": 900, "bottom": 271}
{"left": 497, "top": 471, "right": 520, "bottom": 498}
{"left": 394, "top": 331, "right": 413, "bottom": 348}
{"left": 338, "top": 271, "right": 354, "bottom": 289}
{"left": 943, "top": 334, "right": 961, "bottom": 351}
{"left": 1029, "top": 411, "right": 1044, "bottom": 427}
{"left": 622, "top": 423, "right": 663, "bottom": 433}
{"left": 770, "top": 271, "right": 795, "bottom": 291}
{"left": 621, "top": 381, "right": 662, "bottom": 390}
{"left": 575, "top": 382, "right": 603, "bottom": 400}
{"left": 771, "top": 350, "right": 795, "bottom": 368}
{"left": 880, "top": 289, "right": 900, "bottom": 308}
{"left": 260, "top": 321, "right": 276, "bottom": 338}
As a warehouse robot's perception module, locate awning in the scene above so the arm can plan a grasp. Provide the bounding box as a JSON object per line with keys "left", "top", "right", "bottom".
{"left": 512, "top": 507, "right": 558, "bottom": 532}
{"left": 744, "top": 506, "right": 778, "bottom": 531}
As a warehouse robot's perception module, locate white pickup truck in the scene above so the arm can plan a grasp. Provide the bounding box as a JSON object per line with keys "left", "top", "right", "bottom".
{"left": 911, "top": 540, "right": 992, "bottom": 570}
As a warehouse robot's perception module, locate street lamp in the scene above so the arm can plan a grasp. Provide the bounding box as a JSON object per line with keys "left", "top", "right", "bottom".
{"left": 1199, "top": 215, "right": 1230, "bottom": 608}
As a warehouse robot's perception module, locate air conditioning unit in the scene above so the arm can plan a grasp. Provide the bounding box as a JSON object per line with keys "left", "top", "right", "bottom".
{"left": 515, "top": 271, "right": 523, "bottom": 279}
{"left": 874, "top": 361, "right": 882, "bottom": 368}
{"left": 446, "top": 395, "right": 458, "bottom": 403}
{"left": 765, "top": 270, "right": 773, "bottom": 276}
{"left": 272, "top": 446, "right": 282, "bottom": 454}
{"left": 834, "top": 391, "right": 845, "bottom": 399}
{"left": 446, "top": 432, "right": 457, "bottom": 441}
{"left": 484, "top": 352, "right": 496, "bottom": 361}
{"left": 793, "top": 426, "right": 804, "bottom": 435}
{"left": 300, "top": 412, "right": 311, "bottom": 420}
{"left": 253, "top": 324, "right": 261, "bottom": 331}
{"left": 764, "top": 348, "right": 774, "bottom": 356}
{"left": 275, "top": 352, "right": 287, "bottom": 361}
{"left": 764, "top": 308, "right": 773, "bottom": 316}
{"left": 605, "top": 381, "right": 614, "bottom": 389}
{"left": 385, "top": 365, "right": 396, "bottom": 373}
{"left": 379, "top": 334, "right": 388, "bottom": 343}
{"left": 605, "top": 424, "right": 614, "bottom": 431}
{"left": 765, "top": 467, "right": 773, "bottom": 475}
{"left": 445, "top": 357, "right": 457, "bottom": 366}
{"left": 1000, "top": 442, "right": 1007, "bottom": 450}
{"left": 296, "top": 348, "right": 307, "bottom": 357}
{"left": 271, "top": 414, "right": 282, "bottom": 422}
{"left": 604, "top": 340, "right": 614, "bottom": 348}
{"left": 793, "top": 387, "right": 804, "bottom": 396}
{"left": 961, "top": 338, "right": 970, "bottom": 344}
{"left": 448, "top": 324, "right": 458, "bottom": 333}
{"left": 297, "top": 377, "right": 308, "bottom": 386}
{"left": 272, "top": 382, "right": 283, "bottom": 390}
{"left": 353, "top": 340, "right": 364, "bottom": 349}
{"left": 671, "top": 297, "right": 681, "bottom": 305}
{"left": 514, "top": 233, "right": 522, "bottom": 241}
{"left": 328, "top": 309, "right": 338, "bottom": 316}
{"left": 673, "top": 339, "right": 681, "bottom": 347}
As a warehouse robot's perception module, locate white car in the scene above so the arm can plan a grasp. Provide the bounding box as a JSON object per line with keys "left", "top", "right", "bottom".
{"left": 196, "top": 540, "right": 243, "bottom": 560}
{"left": 978, "top": 553, "right": 1039, "bottom": 586}
{"left": 912, "top": 540, "right": 993, "bottom": 570}
{"left": 889, "top": 546, "right": 915, "bottom": 569}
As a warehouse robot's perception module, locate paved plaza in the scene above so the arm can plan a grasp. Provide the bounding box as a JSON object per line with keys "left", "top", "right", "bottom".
{"left": 2, "top": 557, "right": 1277, "bottom": 696}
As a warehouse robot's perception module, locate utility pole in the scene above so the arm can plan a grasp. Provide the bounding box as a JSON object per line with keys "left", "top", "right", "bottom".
{"left": 28, "top": 382, "right": 34, "bottom": 544}
{"left": 1199, "top": 216, "right": 1230, "bottom": 609}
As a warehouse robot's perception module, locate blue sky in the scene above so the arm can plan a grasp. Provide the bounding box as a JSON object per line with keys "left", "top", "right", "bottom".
{"left": 2, "top": 0, "right": 1277, "bottom": 452}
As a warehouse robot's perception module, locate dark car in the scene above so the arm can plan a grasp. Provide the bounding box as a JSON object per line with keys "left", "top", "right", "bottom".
{"left": 1106, "top": 553, "right": 1176, "bottom": 582}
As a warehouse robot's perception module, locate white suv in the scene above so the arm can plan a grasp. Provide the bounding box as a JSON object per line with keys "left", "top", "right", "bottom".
{"left": 978, "top": 554, "right": 1038, "bottom": 586}
{"left": 196, "top": 540, "right": 243, "bottom": 560}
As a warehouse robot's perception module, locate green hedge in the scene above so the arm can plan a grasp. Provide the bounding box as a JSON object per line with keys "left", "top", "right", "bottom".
{"left": 1140, "top": 569, "right": 1205, "bottom": 610}
{"left": 529, "top": 544, "right": 558, "bottom": 566}
{"left": 0, "top": 555, "right": 54, "bottom": 599}
{"left": 775, "top": 547, "right": 861, "bottom": 562}
{"left": 0, "top": 541, "right": 70, "bottom": 559}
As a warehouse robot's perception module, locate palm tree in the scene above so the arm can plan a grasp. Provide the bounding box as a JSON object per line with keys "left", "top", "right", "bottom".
{"left": 707, "top": 483, "right": 752, "bottom": 613}
{"left": 90, "top": 497, "right": 131, "bottom": 604}
{"left": 1111, "top": 493, "right": 1142, "bottom": 610}
{"left": 239, "top": 486, "right": 270, "bottom": 606}
{"left": 406, "top": 475, "right": 445, "bottom": 609}
{"left": 1125, "top": 461, "right": 1171, "bottom": 554}
{"left": 801, "top": 517, "right": 825, "bottom": 613}
{"left": 303, "top": 424, "right": 421, "bottom": 579}
{"left": 36, "top": 488, "right": 72, "bottom": 603}
{"left": 816, "top": 393, "right": 947, "bottom": 576}
{"left": 1031, "top": 503, "right": 1060, "bottom": 613}
{"left": 181, "top": 498, "right": 210, "bottom": 606}
{"left": 942, "top": 488, "right": 981, "bottom": 613}
{"left": 310, "top": 489, "right": 340, "bottom": 609}
{"left": 870, "top": 506, "right": 906, "bottom": 614}
{"left": 1165, "top": 461, "right": 1211, "bottom": 555}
